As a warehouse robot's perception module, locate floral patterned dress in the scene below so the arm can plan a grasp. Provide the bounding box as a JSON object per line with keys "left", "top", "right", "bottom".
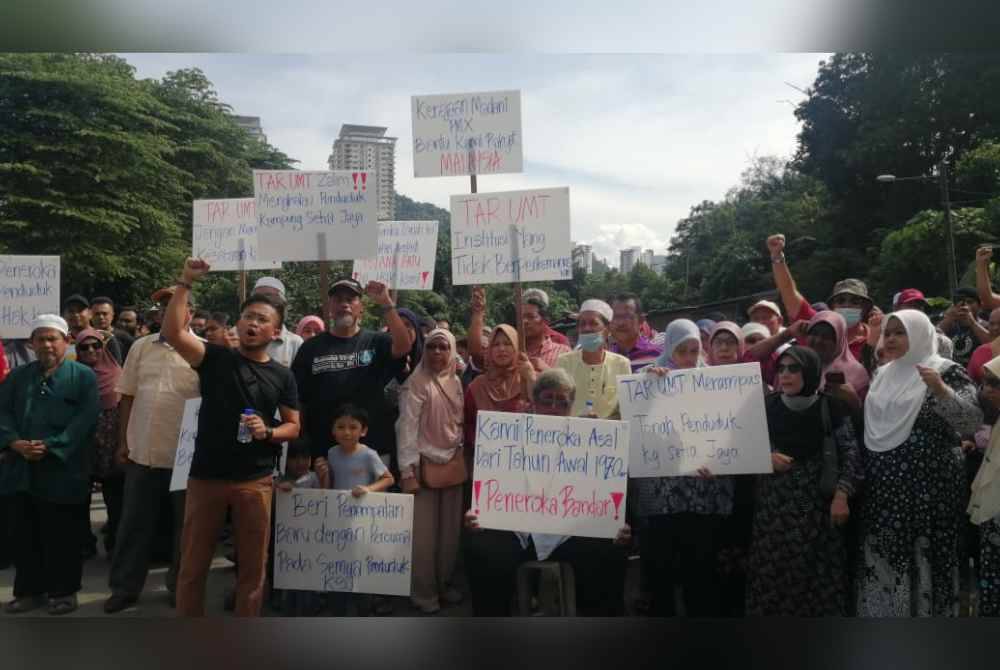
{"left": 856, "top": 365, "right": 982, "bottom": 617}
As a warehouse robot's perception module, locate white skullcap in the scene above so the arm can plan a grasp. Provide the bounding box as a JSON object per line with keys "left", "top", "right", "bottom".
{"left": 253, "top": 276, "right": 286, "bottom": 299}
{"left": 30, "top": 314, "right": 69, "bottom": 337}
{"left": 579, "top": 299, "right": 613, "bottom": 323}
{"left": 741, "top": 323, "right": 771, "bottom": 340}
{"left": 523, "top": 288, "right": 550, "bottom": 308}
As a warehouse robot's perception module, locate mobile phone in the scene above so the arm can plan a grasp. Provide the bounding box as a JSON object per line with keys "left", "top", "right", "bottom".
{"left": 825, "top": 371, "right": 846, "bottom": 385}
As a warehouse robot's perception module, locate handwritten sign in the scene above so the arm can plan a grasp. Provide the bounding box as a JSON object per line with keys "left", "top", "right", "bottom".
{"left": 616, "top": 363, "right": 772, "bottom": 478}
{"left": 169, "top": 398, "right": 201, "bottom": 492}
{"left": 471, "top": 411, "right": 629, "bottom": 538}
{"left": 253, "top": 170, "right": 379, "bottom": 262}
{"left": 273, "top": 489, "right": 413, "bottom": 596}
{"left": 0, "top": 255, "right": 60, "bottom": 339}
{"left": 192, "top": 198, "right": 281, "bottom": 271}
{"left": 351, "top": 221, "right": 439, "bottom": 290}
{"left": 411, "top": 90, "right": 522, "bottom": 178}
{"left": 449, "top": 187, "right": 572, "bottom": 285}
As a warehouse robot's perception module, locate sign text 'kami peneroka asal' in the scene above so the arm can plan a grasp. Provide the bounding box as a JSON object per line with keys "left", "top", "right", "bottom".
{"left": 252, "top": 170, "right": 379, "bottom": 262}
{"left": 449, "top": 187, "right": 572, "bottom": 285}
{"left": 169, "top": 398, "right": 201, "bottom": 492}
{"left": 351, "top": 221, "right": 438, "bottom": 290}
{"left": 616, "top": 363, "right": 773, "bottom": 478}
{"left": 273, "top": 490, "right": 413, "bottom": 597}
{"left": 0, "top": 255, "right": 59, "bottom": 339}
{"left": 192, "top": 198, "right": 280, "bottom": 271}
{"left": 471, "top": 411, "right": 629, "bottom": 539}
{"left": 411, "top": 90, "right": 522, "bottom": 178}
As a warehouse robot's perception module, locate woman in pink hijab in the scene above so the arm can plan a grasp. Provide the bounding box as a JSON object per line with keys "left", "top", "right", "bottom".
{"left": 295, "top": 315, "right": 325, "bottom": 341}
{"left": 806, "top": 310, "right": 869, "bottom": 407}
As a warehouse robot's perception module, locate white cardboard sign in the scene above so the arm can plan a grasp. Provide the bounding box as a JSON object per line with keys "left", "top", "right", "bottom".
{"left": 351, "top": 221, "right": 438, "bottom": 290}
{"left": 449, "top": 187, "right": 572, "bottom": 285}
{"left": 0, "top": 255, "right": 60, "bottom": 338}
{"left": 616, "top": 363, "right": 773, "bottom": 478}
{"left": 192, "top": 198, "right": 281, "bottom": 271}
{"left": 253, "top": 170, "right": 379, "bottom": 262}
{"left": 411, "top": 90, "right": 522, "bottom": 178}
{"left": 273, "top": 489, "right": 414, "bottom": 596}
{"left": 471, "top": 411, "right": 629, "bottom": 539}
{"left": 169, "top": 398, "right": 201, "bottom": 492}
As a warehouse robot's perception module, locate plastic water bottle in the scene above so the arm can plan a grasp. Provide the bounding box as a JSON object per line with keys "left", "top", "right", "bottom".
{"left": 237, "top": 408, "right": 255, "bottom": 444}
{"left": 585, "top": 399, "right": 595, "bottom": 416}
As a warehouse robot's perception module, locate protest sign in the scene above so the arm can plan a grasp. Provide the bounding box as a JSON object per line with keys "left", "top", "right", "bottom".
{"left": 351, "top": 220, "right": 438, "bottom": 290}
{"left": 273, "top": 490, "right": 413, "bottom": 596}
{"left": 192, "top": 198, "right": 281, "bottom": 271}
{"left": 411, "top": 90, "right": 522, "bottom": 178}
{"left": 449, "top": 187, "right": 572, "bottom": 285}
{"left": 0, "top": 255, "right": 59, "bottom": 338}
{"left": 169, "top": 398, "right": 201, "bottom": 492}
{"left": 616, "top": 363, "right": 772, "bottom": 478}
{"left": 252, "top": 170, "right": 379, "bottom": 262}
{"left": 471, "top": 411, "right": 629, "bottom": 539}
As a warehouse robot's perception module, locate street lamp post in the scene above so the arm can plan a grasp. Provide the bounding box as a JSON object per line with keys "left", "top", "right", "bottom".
{"left": 876, "top": 159, "right": 957, "bottom": 296}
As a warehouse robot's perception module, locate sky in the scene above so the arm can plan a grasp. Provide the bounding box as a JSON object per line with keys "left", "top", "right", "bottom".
{"left": 123, "top": 53, "right": 828, "bottom": 267}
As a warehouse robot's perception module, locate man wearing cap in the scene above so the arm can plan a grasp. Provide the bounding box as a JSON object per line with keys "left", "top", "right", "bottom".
{"left": 251, "top": 277, "right": 303, "bottom": 368}
{"left": 747, "top": 300, "right": 784, "bottom": 337}
{"left": 90, "top": 297, "right": 134, "bottom": 364}
{"left": 609, "top": 293, "right": 662, "bottom": 373}
{"left": 291, "top": 276, "right": 410, "bottom": 486}
{"left": 938, "top": 287, "right": 991, "bottom": 368}
{"left": 556, "top": 299, "right": 631, "bottom": 419}
{"left": 767, "top": 234, "right": 872, "bottom": 361}
{"left": 0, "top": 315, "right": 99, "bottom": 615}
{"left": 102, "top": 285, "right": 201, "bottom": 614}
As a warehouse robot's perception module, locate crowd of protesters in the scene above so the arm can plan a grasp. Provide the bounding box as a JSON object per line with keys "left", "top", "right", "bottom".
{"left": 3, "top": 234, "right": 1000, "bottom": 619}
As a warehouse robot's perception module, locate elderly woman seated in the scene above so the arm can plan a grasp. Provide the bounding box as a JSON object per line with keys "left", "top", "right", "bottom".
{"left": 461, "top": 367, "right": 631, "bottom": 616}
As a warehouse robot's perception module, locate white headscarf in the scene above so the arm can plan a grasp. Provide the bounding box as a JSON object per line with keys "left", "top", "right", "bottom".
{"left": 654, "top": 319, "right": 702, "bottom": 369}
{"left": 864, "top": 309, "right": 955, "bottom": 452}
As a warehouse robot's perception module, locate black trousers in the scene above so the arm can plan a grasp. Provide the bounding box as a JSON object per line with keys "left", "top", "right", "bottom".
{"left": 0, "top": 494, "right": 13, "bottom": 567}
{"left": 101, "top": 473, "right": 125, "bottom": 551}
{"left": 11, "top": 493, "right": 84, "bottom": 599}
{"left": 640, "top": 512, "right": 725, "bottom": 617}
{"left": 462, "top": 529, "right": 628, "bottom": 616}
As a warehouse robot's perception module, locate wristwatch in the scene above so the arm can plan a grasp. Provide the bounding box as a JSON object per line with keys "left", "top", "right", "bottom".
{"left": 771, "top": 253, "right": 786, "bottom": 265}
{"left": 265, "top": 427, "right": 274, "bottom": 442}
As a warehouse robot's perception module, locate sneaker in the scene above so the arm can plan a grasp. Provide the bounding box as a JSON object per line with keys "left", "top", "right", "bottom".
{"left": 48, "top": 595, "right": 78, "bottom": 616}
{"left": 411, "top": 598, "right": 440, "bottom": 615}
{"left": 103, "top": 593, "right": 138, "bottom": 614}
{"left": 5, "top": 596, "right": 47, "bottom": 614}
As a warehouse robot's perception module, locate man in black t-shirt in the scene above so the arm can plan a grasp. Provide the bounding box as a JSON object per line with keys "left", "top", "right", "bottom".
{"left": 160, "top": 258, "right": 300, "bottom": 617}
{"left": 291, "top": 276, "right": 411, "bottom": 487}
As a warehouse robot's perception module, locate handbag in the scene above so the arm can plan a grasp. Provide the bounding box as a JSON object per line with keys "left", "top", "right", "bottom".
{"left": 818, "top": 396, "right": 840, "bottom": 498}
{"left": 419, "top": 448, "right": 467, "bottom": 489}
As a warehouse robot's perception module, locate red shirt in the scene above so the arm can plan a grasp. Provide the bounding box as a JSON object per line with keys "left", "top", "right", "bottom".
{"left": 0, "top": 340, "right": 7, "bottom": 384}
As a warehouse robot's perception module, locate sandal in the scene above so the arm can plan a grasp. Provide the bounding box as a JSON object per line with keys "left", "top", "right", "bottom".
{"left": 47, "top": 596, "right": 78, "bottom": 616}
{"left": 5, "top": 596, "right": 46, "bottom": 614}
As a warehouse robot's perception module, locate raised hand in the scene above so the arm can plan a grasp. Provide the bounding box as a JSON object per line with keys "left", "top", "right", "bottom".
{"left": 182, "top": 257, "right": 211, "bottom": 283}
{"left": 365, "top": 280, "right": 393, "bottom": 307}
{"left": 767, "top": 234, "right": 786, "bottom": 257}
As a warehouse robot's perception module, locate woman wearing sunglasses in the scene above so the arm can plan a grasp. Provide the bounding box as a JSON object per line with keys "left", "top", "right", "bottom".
{"left": 969, "top": 356, "right": 1000, "bottom": 616}
{"left": 746, "top": 346, "right": 862, "bottom": 615}
{"left": 857, "top": 310, "right": 982, "bottom": 617}
{"left": 74, "top": 329, "right": 124, "bottom": 555}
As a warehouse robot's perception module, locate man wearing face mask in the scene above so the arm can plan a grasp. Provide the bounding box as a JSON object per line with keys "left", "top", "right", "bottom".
{"left": 555, "top": 299, "right": 631, "bottom": 419}
{"left": 767, "top": 234, "right": 871, "bottom": 362}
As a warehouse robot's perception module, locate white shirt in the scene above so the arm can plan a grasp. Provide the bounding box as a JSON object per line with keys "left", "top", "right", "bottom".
{"left": 267, "top": 325, "right": 303, "bottom": 368}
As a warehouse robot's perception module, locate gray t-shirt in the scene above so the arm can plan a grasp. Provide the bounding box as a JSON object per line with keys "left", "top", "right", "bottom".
{"left": 326, "top": 443, "right": 387, "bottom": 491}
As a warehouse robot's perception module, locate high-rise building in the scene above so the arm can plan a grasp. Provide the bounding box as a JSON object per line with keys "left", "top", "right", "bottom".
{"left": 572, "top": 243, "right": 593, "bottom": 274}
{"left": 640, "top": 249, "right": 655, "bottom": 269}
{"left": 233, "top": 115, "right": 267, "bottom": 144}
{"left": 328, "top": 124, "right": 397, "bottom": 221}
{"left": 620, "top": 246, "right": 642, "bottom": 274}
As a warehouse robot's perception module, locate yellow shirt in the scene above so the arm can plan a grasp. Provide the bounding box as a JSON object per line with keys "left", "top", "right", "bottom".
{"left": 114, "top": 334, "right": 201, "bottom": 468}
{"left": 555, "top": 349, "right": 632, "bottom": 419}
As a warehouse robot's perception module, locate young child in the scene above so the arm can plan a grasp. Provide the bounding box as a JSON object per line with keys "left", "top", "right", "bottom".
{"left": 326, "top": 405, "right": 394, "bottom": 615}
{"left": 271, "top": 438, "right": 322, "bottom": 616}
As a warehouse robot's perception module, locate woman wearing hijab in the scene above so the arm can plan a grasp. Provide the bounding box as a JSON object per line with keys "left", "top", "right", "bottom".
{"left": 396, "top": 329, "right": 466, "bottom": 614}
{"left": 746, "top": 346, "right": 863, "bottom": 615}
{"left": 857, "top": 310, "right": 982, "bottom": 617}
{"left": 969, "top": 355, "right": 1000, "bottom": 616}
{"left": 74, "top": 328, "right": 124, "bottom": 554}
{"left": 806, "top": 310, "right": 870, "bottom": 406}
{"left": 294, "top": 315, "right": 325, "bottom": 341}
{"left": 634, "top": 319, "right": 734, "bottom": 616}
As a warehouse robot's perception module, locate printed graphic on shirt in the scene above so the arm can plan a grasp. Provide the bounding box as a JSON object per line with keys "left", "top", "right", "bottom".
{"left": 312, "top": 350, "right": 376, "bottom": 374}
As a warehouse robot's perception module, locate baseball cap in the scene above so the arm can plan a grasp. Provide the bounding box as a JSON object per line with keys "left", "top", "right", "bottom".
{"left": 954, "top": 287, "right": 979, "bottom": 302}
{"left": 827, "top": 279, "right": 872, "bottom": 305}
{"left": 30, "top": 314, "right": 69, "bottom": 336}
{"left": 253, "top": 276, "right": 286, "bottom": 300}
{"left": 894, "top": 288, "right": 929, "bottom": 309}
{"left": 63, "top": 294, "right": 90, "bottom": 310}
{"left": 329, "top": 277, "right": 363, "bottom": 296}
{"left": 747, "top": 300, "right": 781, "bottom": 319}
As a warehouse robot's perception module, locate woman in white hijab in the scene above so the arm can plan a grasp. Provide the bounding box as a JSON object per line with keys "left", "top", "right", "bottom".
{"left": 969, "top": 354, "right": 1000, "bottom": 616}
{"left": 857, "top": 309, "right": 982, "bottom": 617}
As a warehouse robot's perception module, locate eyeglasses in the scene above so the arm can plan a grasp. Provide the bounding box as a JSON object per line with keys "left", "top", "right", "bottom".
{"left": 76, "top": 342, "right": 102, "bottom": 353}
{"left": 776, "top": 363, "right": 803, "bottom": 374}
